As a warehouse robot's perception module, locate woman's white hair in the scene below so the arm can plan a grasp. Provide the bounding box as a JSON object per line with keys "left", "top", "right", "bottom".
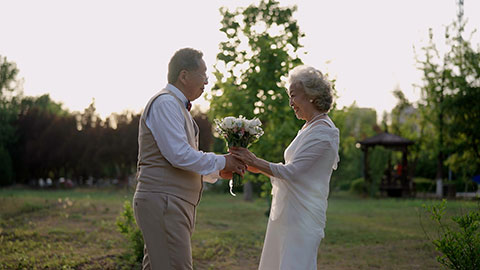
{"left": 288, "top": 65, "right": 333, "bottom": 113}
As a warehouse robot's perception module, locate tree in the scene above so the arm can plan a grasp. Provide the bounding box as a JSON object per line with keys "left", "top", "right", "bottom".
{"left": 0, "top": 56, "right": 22, "bottom": 185}
{"left": 14, "top": 94, "right": 74, "bottom": 182}
{"left": 208, "top": 0, "right": 304, "bottom": 197}
{"left": 0, "top": 59, "right": 143, "bottom": 187}
{"left": 105, "top": 111, "right": 140, "bottom": 186}
{"left": 7, "top": 92, "right": 142, "bottom": 187}
{"left": 192, "top": 110, "right": 214, "bottom": 152}
{"left": 390, "top": 88, "right": 413, "bottom": 136}
{"left": 416, "top": 14, "right": 480, "bottom": 190}
{"left": 388, "top": 88, "right": 437, "bottom": 180}
{"left": 329, "top": 104, "right": 379, "bottom": 192}
{"left": 441, "top": 23, "right": 480, "bottom": 182}
{"left": 416, "top": 28, "right": 450, "bottom": 195}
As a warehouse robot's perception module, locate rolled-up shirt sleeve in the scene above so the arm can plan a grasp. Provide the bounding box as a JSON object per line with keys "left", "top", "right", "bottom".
{"left": 269, "top": 139, "right": 331, "bottom": 181}
{"left": 146, "top": 96, "right": 225, "bottom": 176}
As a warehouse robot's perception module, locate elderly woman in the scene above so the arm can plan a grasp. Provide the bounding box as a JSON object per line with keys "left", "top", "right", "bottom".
{"left": 231, "top": 65, "right": 340, "bottom": 270}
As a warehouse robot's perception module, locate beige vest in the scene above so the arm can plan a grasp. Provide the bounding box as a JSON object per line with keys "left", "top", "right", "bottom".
{"left": 135, "top": 89, "right": 203, "bottom": 206}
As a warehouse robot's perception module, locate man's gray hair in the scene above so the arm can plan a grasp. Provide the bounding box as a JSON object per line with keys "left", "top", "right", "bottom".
{"left": 288, "top": 65, "right": 333, "bottom": 113}
{"left": 168, "top": 48, "right": 204, "bottom": 84}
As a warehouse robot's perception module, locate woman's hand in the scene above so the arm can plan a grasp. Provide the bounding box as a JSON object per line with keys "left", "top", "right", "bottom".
{"left": 247, "top": 165, "right": 261, "bottom": 174}
{"left": 230, "top": 147, "right": 274, "bottom": 177}
{"left": 229, "top": 147, "right": 257, "bottom": 166}
{"left": 219, "top": 170, "right": 233, "bottom": 179}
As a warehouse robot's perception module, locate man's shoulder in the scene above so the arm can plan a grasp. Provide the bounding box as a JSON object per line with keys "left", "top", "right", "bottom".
{"left": 150, "top": 91, "right": 178, "bottom": 107}
{"left": 151, "top": 93, "right": 186, "bottom": 115}
{"left": 144, "top": 90, "right": 182, "bottom": 120}
{"left": 153, "top": 92, "right": 176, "bottom": 102}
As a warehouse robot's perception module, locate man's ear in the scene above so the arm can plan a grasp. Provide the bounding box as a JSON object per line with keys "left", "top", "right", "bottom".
{"left": 178, "top": 70, "right": 188, "bottom": 85}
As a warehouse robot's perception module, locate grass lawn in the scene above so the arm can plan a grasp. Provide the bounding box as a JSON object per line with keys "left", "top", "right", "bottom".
{"left": 0, "top": 188, "right": 477, "bottom": 269}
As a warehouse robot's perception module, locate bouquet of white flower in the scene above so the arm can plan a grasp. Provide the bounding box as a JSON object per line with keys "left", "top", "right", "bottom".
{"left": 214, "top": 116, "right": 264, "bottom": 196}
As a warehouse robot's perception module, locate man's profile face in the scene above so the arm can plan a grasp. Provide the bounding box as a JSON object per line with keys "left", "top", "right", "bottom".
{"left": 185, "top": 58, "right": 208, "bottom": 101}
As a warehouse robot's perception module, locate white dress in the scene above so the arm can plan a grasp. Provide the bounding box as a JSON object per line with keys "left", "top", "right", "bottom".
{"left": 258, "top": 117, "right": 340, "bottom": 270}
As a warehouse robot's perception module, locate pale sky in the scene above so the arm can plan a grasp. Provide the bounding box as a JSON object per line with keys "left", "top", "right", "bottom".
{"left": 1, "top": 0, "right": 479, "bottom": 119}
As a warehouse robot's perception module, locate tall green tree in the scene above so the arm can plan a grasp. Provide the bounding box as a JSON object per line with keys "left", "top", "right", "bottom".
{"left": 416, "top": 28, "right": 450, "bottom": 190}
{"left": 208, "top": 0, "right": 304, "bottom": 196}
{"left": 0, "top": 56, "right": 22, "bottom": 185}
{"left": 416, "top": 18, "right": 480, "bottom": 186}
{"left": 441, "top": 23, "right": 480, "bottom": 181}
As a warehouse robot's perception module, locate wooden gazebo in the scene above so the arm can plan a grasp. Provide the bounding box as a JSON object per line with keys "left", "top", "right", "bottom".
{"left": 358, "top": 132, "right": 414, "bottom": 197}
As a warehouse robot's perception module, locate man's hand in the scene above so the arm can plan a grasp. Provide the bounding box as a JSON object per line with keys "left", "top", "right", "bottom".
{"left": 224, "top": 154, "right": 246, "bottom": 176}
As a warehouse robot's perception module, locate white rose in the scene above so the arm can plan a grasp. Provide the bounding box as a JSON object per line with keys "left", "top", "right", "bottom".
{"left": 247, "top": 126, "right": 257, "bottom": 135}
{"left": 223, "top": 117, "right": 236, "bottom": 129}
{"left": 243, "top": 120, "right": 252, "bottom": 132}
{"left": 251, "top": 118, "right": 262, "bottom": 127}
{"left": 234, "top": 118, "right": 244, "bottom": 128}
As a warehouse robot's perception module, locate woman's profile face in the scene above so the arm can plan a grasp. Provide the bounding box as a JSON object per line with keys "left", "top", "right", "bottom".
{"left": 288, "top": 83, "right": 311, "bottom": 121}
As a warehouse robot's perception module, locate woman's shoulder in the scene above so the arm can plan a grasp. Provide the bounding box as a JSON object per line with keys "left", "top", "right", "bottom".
{"left": 300, "top": 125, "right": 337, "bottom": 149}
{"left": 300, "top": 126, "right": 338, "bottom": 147}
{"left": 306, "top": 119, "right": 339, "bottom": 136}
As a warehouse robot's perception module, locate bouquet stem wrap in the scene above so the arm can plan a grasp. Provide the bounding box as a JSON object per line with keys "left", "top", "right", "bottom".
{"left": 227, "top": 140, "right": 247, "bottom": 196}
{"left": 215, "top": 116, "right": 264, "bottom": 196}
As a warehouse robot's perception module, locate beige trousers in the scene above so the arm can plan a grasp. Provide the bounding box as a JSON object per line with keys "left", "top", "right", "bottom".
{"left": 133, "top": 192, "right": 196, "bottom": 270}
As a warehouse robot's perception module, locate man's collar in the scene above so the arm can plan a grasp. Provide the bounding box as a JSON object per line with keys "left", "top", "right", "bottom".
{"left": 166, "top": 84, "right": 188, "bottom": 104}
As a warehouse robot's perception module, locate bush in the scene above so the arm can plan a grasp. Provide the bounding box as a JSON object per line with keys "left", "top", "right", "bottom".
{"left": 414, "top": 177, "right": 435, "bottom": 193}
{"left": 453, "top": 178, "right": 479, "bottom": 193}
{"left": 350, "top": 178, "right": 367, "bottom": 195}
{"left": 423, "top": 200, "right": 480, "bottom": 269}
{"left": 331, "top": 176, "right": 354, "bottom": 192}
{"left": 0, "top": 145, "right": 14, "bottom": 186}
{"left": 338, "top": 181, "right": 353, "bottom": 191}
{"left": 116, "top": 201, "right": 144, "bottom": 266}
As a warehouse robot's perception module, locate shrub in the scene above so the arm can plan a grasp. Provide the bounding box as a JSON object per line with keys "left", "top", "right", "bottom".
{"left": 331, "top": 176, "right": 354, "bottom": 192}
{"left": 423, "top": 200, "right": 480, "bottom": 269}
{"left": 414, "top": 177, "right": 435, "bottom": 193}
{"left": 116, "top": 201, "right": 144, "bottom": 265}
{"left": 350, "top": 178, "right": 367, "bottom": 195}
{"left": 0, "top": 146, "right": 14, "bottom": 186}
{"left": 453, "top": 178, "right": 479, "bottom": 193}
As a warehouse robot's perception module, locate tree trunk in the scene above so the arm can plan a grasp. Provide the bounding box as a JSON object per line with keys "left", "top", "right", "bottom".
{"left": 435, "top": 123, "right": 444, "bottom": 197}
{"left": 436, "top": 81, "right": 445, "bottom": 198}
{"left": 243, "top": 181, "right": 253, "bottom": 201}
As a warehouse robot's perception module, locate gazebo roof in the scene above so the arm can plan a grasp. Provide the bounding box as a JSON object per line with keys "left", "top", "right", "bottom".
{"left": 358, "top": 132, "right": 414, "bottom": 147}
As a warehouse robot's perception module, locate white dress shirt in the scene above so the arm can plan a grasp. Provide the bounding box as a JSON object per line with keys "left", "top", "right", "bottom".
{"left": 146, "top": 84, "right": 224, "bottom": 182}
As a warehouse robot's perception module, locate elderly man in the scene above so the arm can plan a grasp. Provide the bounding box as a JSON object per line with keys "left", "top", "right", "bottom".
{"left": 133, "top": 48, "right": 245, "bottom": 270}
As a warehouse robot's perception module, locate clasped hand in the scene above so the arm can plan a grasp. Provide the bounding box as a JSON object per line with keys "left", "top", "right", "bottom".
{"left": 220, "top": 147, "right": 261, "bottom": 179}
{"left": 229, "top": 147, "right": 261, "bottom": 174}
